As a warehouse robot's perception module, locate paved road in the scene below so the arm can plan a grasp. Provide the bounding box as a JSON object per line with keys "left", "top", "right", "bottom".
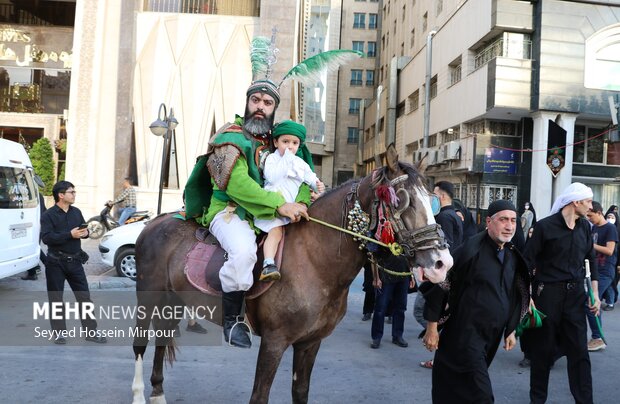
{"left": 1, "top": 242, "right": 618, "bottom": 403}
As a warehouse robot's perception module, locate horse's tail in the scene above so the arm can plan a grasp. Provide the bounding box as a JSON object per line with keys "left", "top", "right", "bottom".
{"left": 164, "top": 337, "right": 178, "bottom": 366}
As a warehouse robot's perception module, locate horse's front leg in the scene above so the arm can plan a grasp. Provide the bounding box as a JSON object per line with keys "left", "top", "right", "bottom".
{"left": 249, "top": 336, "right": 289, "bottom": 404}
{"left": 291, "top": 339, "right": 322, "bottom": 404}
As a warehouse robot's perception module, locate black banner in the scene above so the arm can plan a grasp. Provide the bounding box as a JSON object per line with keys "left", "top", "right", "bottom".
{"left": 547, "top": 120, "right": 567, "bottom": 177}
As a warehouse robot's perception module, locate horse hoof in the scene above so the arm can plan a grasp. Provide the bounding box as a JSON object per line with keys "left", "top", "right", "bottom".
{"left": 149, "top": 394, "right": 166, "bottom": 404}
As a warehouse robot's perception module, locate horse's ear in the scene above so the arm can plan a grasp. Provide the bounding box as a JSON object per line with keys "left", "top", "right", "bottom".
{"left": 416, "top": 151, "right": 429, "bottom": 174}
{"left": 386, "top": 143, "right": 399, "bottom": 174}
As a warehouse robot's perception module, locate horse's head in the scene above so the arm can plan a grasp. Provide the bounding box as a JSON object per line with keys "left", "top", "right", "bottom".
{"left": 369, "top": 145, "right": 453, "bottom": 284}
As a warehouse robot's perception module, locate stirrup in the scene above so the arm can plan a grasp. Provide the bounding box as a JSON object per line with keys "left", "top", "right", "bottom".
{"left": 259, "top": 264, "right": 281, "bottom": 282}
{"left": 227, "top": 315, "right": 253, "bottom": 347}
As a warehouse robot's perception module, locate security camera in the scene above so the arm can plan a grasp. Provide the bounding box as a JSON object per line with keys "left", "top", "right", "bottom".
{"left": 447, "top": 128, "right": 454, "bottom": 135}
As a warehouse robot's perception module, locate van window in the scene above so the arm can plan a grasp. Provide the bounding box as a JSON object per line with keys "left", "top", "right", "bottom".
{"left": 0, "top": 167, "right": 37, "bottom": 209}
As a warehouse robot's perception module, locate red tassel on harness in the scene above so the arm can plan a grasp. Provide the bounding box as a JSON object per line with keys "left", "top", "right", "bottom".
{"left": 375, "top": 185, "right": 392, "bottom": 204}
{"left": 375, "top": 203, "right": 395, "bottom": 244}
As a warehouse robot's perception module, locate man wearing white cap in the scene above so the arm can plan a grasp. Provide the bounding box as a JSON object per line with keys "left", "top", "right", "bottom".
{"left": 525, "top": 182, "right": 600, "bottom": 404}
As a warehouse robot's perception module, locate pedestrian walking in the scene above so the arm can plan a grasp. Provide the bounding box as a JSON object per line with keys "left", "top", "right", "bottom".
{"left": 421, "top": 200, "right": 530, "bottom": 403}
{"left": 524, "top": 182, "right": 600, "bottom": 404}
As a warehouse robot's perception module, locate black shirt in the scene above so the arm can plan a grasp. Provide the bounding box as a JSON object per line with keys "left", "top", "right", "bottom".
{"left": 524, "top": 211, "right": 598, "bottom": 282}
{"left": 41, "top": 204, "right": 86, "bottom": 255}
{"left": 435, "top": 205, "right": 463, "bottom": 252}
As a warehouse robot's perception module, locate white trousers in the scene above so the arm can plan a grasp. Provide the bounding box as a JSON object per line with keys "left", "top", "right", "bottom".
{"left": 209, "top": 210, "right": 257, "bottom": 293}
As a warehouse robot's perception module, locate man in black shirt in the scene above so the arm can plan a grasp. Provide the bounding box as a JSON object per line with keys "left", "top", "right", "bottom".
{"left": 41, "top": 181, "right": 107, "bottom": 344}
{"left": 433, "top": 181, "right": 463, "bottom": 249}
{"left": 524, "top": 182, "right": 600, "bottom": 404}
{"left": 421, "top": 200, "right": 530, "bottom": 402}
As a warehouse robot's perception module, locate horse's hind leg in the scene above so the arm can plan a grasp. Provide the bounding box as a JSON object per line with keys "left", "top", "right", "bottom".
{"left": 249, "top": 337, "right": 289, "bottom": 404}
{"left": 150, "top": 344, "right": 168, "bottom": 402}
{"left": 291, "top": 340, "right": 322, "bottom": 404}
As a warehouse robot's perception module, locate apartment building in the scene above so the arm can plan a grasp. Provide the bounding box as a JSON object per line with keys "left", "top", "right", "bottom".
{"left": 363, "top": 0, "right": 620, "bottom": 218}
{"left": 331, "top": 0, "right": 380, "bottom": 185}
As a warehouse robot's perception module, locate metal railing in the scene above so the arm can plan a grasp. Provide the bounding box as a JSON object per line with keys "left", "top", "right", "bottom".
{"left": 474, "top": 37, "right": 532, "bottom": 70}
{"left": 144, "top": 0, "right": 260, "bottom": 16}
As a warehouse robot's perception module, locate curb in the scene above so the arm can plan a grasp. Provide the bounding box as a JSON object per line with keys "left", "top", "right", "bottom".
{"left": 87, "top": 275, "right": 136, "bottom": 290}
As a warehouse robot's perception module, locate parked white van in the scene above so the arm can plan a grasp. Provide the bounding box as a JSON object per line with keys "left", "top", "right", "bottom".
{"left": 0, "top": 138, "right": 41, "bottom": 279}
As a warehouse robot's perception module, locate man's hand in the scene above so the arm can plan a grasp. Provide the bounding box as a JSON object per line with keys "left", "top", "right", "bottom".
{"left": 423, "top": 322, "right": 439, "bottom": 352}
{"left": 277, "top": 202, "right": 309, "bottom": 223}
{"left": 71, "top": 227, "right": 88, "bottom": 239}
{"left": 588, "top": 294, "right": 601, "bottom": 316}
{"left": 504, "top": 331, "right": 516, "bottom": 351}
{"left": 372, "top": 277, "right": 382, "bottom": 289}
{"left": 528, "top": 298, "right": 536, "bottom": 314}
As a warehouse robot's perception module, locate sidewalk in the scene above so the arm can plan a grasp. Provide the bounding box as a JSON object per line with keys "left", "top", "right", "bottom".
{"left": 0, "top": 237, "right": 134, "bottom": 292}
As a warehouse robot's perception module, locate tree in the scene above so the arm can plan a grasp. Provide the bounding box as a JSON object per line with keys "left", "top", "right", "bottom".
{"left": 28, "top": 137, "right": 55, "bottom": 195}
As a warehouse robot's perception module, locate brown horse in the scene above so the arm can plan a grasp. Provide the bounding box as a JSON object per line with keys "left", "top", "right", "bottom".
{"left": 130, "top": 150, "right": 453, "bottom": 403}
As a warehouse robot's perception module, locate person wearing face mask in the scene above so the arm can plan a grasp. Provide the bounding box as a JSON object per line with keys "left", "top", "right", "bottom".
{"left": 521, "top": 202, "right": 537, "bottom": 240}
{"left": 604, "top": 205, "right": 620, "bottom": 309}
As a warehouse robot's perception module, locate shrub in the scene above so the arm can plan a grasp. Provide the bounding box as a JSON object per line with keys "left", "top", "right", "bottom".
{"left": 28, "top": 137, "right": 55, "bottom": 195}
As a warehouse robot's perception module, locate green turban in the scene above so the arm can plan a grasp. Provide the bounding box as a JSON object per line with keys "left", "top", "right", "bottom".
{"left": 272, "top": 120, "right": 314, "bottom": 170}
{"left": 273, "top": 120, "right": 306, "bottom": 143}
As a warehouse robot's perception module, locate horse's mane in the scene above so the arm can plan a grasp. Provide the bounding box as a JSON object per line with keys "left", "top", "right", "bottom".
{"left": 310, "top": 161, "right": 427, "bottom": 211}
{"left": 371, "top": 161, "right": 427, "bottom": 191}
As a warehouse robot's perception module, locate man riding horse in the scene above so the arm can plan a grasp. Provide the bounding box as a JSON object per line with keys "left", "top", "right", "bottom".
{"left": 184, "top": 79, "right": 313, "bottom": 348}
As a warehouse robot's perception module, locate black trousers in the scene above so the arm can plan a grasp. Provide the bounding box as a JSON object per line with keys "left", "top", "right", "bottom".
{"left": 529, "top": 281, "right": 592, "bottom": 404}
{"left": 45, "top": 257, "right": 97, "bottom": 332}
{"left": 362, "top": 264, "right": 375, "bottom": 315}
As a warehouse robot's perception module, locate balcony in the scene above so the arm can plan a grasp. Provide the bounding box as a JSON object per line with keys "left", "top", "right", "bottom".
{"left": 144, "top": 0, "right": 260, "bottom": 16}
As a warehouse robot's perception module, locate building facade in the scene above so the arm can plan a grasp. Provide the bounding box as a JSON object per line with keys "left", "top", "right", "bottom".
{"left": 332, "top": 0, "right": 380, "bottom": 185}
{"left": 362, "top": 0, "right": 620, "bottom": 220}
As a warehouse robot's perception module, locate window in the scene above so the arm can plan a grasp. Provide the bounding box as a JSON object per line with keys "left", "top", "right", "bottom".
{"left": 366, "top": 70, "right": 375, "bottom": 86}
{"left": 349, "top": 98, "right": 361, "bottom": 114}
{"left": 430, "top": 75, "right": 437, "bottom": 99}
{"left": 401, "top": 42, "right": 404, "bottom": 56}
{"left": 574, "top": 125, "right": 615, "bottom": 164}
{"left": 393, "top": 19, "right": 397, "bottom": 34}
{"left": 0, "top": 166, "right": 37, "bottom": 209}
{"left": 410, "top": 28, "right": 415, "bottom": 48}
{"left": 353, "top": 13, "right": 366, "bottom": 29}
{"left": 449, "top": 56, "right": 462, "bottom": 87}
{"left": 423, "top": 12, "right": 428, "bottom": 32}
{"left": 369, "top": 14, "right": 378, "bottom": 29}
{"left": 350, "top": 69, "right": 363, "bottom": 86}
{"left": 367, "top": 41, "right": 376, "bottom": 57}
{"left": 352, "top": 41, "right": 364, "bottom": 52}
{"left": 436, "top": 0, "right": 443, "bottom": 16}
{"left": 402, "top": 5, "right": 406, "bottom": 21}
{"left": 347, "top": 127, "right": 359, "bottom": 144}
{"left": 407, "top": 89, "right": 419, "bottom": 113}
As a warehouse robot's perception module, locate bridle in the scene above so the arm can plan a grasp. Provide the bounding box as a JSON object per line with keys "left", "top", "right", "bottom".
{"left": 382, "top": 173, "right": 448, "bottom": 257}
{"left": 346, "top": 170, "right": 448, "bottom": 259}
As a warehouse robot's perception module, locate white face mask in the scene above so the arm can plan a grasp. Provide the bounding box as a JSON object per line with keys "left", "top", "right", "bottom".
{"left": 608, "top": 216, "right": 616, "bottom": 225}
{"left": 524, "top": 204, "right": 530, "bottom": 210}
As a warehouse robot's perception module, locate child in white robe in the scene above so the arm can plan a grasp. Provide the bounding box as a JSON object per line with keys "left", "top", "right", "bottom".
{"left": 255, "top": 120, "right": 321, "bottom": 281}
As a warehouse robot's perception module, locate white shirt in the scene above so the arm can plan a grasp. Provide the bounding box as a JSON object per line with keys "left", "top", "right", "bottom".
{"left": 254, "top": 149, "right": 318, "bottom": 232}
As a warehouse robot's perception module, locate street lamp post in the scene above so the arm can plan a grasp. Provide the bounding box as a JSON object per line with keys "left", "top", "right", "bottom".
{"left": 149, "top": 103, "right": 178, "bottom": 215}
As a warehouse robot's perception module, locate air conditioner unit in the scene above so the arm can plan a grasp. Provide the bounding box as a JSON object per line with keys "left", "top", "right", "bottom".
{"left": 442, "top": 141, "right": 461, "bottom": 161}
{"left": 429, "top": 150, "right": 439, "bottom": 165}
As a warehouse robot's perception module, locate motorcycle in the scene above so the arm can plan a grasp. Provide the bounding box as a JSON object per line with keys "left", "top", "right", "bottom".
{"left": 86, "top": 203, "right": 150, "bottom": 239}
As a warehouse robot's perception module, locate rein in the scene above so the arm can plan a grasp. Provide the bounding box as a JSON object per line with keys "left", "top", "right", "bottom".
{"left": 308, "top": 172, "right": 447, "bottom": 258}
{"left": 307, "top": 216, "right": 403, "bottom": 256}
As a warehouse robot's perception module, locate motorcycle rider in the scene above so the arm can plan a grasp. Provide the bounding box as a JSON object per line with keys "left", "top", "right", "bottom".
{"left": 108, "top": 177, "right": 137, "bottom": 226}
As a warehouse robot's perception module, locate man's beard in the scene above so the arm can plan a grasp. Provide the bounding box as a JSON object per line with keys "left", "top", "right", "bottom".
{"left": 243, "top": 106, "right": 275, "bottom": 136}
